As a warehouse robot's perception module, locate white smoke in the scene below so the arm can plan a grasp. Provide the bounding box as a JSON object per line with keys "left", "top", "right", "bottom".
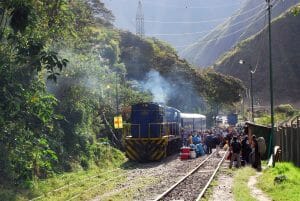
{"left": 139, "top": 70, "right": 172, "bottom": 104}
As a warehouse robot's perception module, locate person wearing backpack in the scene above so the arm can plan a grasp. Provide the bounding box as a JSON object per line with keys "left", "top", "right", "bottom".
{"left": 229, "top": 136, "right": 241, "bottom": 168}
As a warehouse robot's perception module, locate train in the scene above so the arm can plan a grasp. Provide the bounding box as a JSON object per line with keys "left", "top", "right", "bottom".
{"left": 124, "top": 102, "right": 206, "bottom": 162}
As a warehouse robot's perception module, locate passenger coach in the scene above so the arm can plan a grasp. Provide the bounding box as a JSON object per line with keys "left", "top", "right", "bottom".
{"left": 180, "top": 113, "right": 206, "bottom": 132}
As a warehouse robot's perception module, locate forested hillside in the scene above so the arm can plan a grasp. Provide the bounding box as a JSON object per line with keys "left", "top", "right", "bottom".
{"left": 0, "top": 0, "right": 244, "bottom": 188}
{"left": 182, "top": 0, "right": 299, "bottom": 67}
{"left": 215, "top": 5, "right": 300, "bottom": 107}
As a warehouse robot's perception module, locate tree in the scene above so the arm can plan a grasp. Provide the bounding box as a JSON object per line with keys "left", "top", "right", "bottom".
{"left": 202, "top": 69, "right": 245, "bottom": 127}
{"left": 292, "top": 5, "right": 300, "bottom": 15}
{"left": 0, "top": 0, "right": 76, "bottom": 182}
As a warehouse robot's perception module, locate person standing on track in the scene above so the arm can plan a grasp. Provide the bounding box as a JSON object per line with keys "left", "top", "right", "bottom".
{"left": 213, "top": 134, "right": 222, "bottom": 157}
{"left": 205, "top": 132, "right": 213, "bottom": 154}
{"left": 229, "top": 136, "right": 241, "bottom": 168}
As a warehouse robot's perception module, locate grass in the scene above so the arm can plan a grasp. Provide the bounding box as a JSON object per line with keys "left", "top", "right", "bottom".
{"left": 0, "top": 145, "right": 159, "bottom": 201}
{"left": 232, "top": 166, "right": 257, "bottom": 201}
{"left": 0, "top": 167, "right": 126, "bottom": 201}
{"left": 0, "top": 145, "right": 128, "bottom": 201}
{"left": 257, "top": 162, "right": 300, "bottom": 201}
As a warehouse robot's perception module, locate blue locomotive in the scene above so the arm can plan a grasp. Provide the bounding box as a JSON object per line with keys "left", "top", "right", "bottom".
{"left": 124, "top": 102, "right": 206, "bottom": 162}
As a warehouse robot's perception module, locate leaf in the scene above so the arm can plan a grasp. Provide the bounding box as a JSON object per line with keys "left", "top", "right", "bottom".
{"left": 57, "top": 62, "right": 63, "bottom": 71}
{"left": 47, "top": 74, "right": 57, "bottom": 82}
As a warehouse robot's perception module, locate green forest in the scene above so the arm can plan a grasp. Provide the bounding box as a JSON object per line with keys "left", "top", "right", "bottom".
{"left": 0, "top": 0, "right": 244, "bottom": 189}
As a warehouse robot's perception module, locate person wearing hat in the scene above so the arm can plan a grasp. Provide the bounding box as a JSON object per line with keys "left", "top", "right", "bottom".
{"left": 229, "top": 136, "right": 241, "bottom": 168}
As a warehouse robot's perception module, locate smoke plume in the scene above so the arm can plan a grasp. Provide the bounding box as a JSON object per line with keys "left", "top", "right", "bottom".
{"left": 139, "top": 70, "right": 172, "bottom": 104}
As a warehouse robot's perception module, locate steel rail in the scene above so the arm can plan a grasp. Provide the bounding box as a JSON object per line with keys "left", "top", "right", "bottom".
{"left": 195, "top": 150, "right": 228, "bottom": 201}
{"left": 154, "top": 150, "right": 218, "bottom": 201}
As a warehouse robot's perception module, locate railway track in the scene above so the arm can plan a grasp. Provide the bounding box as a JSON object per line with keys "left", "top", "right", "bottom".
{"left": 154, "top": 150, "right": 227, "bottom": 201}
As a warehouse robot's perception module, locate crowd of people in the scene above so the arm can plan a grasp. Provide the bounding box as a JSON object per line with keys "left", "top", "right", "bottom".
{"left": 226, "top": 127, "right": 265, "bottom": 171}
{"left": 182, "top": 129, "right": 222, "bottom": 157}
{"left": 182, "top": 125, "right": 265, "bottom": 171}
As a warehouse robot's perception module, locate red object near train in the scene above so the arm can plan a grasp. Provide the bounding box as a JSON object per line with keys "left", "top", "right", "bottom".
{"left": 180, "top": 147, "right": 190, "bottom": 160}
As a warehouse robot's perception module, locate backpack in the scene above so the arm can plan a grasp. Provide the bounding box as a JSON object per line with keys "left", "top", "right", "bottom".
{"left": 257, "top": 137, "right": 266, "bottom": 155}
{"left": 231, "top": 141, "right": 241, "bottom": 153}
{"left": 192, "top": 136, "right": 200, "bottom": 144}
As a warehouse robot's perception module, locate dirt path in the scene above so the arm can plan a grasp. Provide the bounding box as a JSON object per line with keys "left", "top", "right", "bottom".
{"left": 247, "top": 172, "right": 272, "bottom": 201}
{"left": 209, "top": 160, "right": 234, "bottom": 201}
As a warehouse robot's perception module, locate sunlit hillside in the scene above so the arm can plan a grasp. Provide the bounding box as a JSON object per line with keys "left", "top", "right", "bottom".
{"left": 182, "top": 0, "right": 299, "bottom": 67}
{"left": 215, "top": 5, "right": 300, "bottom": 107}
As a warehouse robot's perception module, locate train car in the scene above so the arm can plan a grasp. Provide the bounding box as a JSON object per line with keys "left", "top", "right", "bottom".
{"left": 124, "top": 102, "right": 182, "bottom": 162}
{"left": 180, "top": 113, "right": 206, "bottom": 132}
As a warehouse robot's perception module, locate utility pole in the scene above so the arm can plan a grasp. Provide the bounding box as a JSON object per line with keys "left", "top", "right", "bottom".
{"left": 239, "top": 60, "right": 254, "bottom": 122}
{"left": 267, "top": 0, "right": 275, "bottom": 166}
{"left": 116, "top": 74, "right": 119, "bottom": 114}
{"left": 250, "top": 66, "right": 254, "bottom": 122}
{"left": 136, "top": 0, "right": 145, "bottom": 37}
{"left": 241, "top": 96, "right": 244, "bottom": 120}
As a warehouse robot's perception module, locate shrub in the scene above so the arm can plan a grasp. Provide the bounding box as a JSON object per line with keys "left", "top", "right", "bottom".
{"left": 275, "top": 104, "right": 295, "bottom": 116}
{"left": 80, "top": 157, "right": 89, "bottom": 170}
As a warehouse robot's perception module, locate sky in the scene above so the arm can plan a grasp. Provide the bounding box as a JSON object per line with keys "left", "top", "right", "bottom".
{"left": 102, "top": 0, "right": 246, "bottom": 49}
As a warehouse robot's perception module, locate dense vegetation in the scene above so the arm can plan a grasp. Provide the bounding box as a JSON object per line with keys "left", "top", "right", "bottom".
{"left": 0, "top": 0, "right": 144, "bottom": 186}
{"left": 118, "top": 32, "right": 245, "bottom": 123}
{"left": 0, "top": 0, "right": 244, "bottom": 188}
{"left": 255, "top": 104, "right": 299, "bottom": 126}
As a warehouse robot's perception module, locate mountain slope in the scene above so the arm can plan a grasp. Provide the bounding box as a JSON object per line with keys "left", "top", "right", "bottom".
{"left": 118, "top": 32, "right": 244, "bottom": 112}
{"left": 214, "top": 7, "right": 300, "bottom": 107}
{"left": 182, "top": 0, "right": 300, "bottom": 68}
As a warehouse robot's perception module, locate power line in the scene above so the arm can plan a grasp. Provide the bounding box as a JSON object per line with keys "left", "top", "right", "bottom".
{"left": 146, "top": 9, "right": 265, "bottom": 37}
{"left": 251, "top": 13, "right": 268, "bottom": 75}
{"left": 147, "top": 30, "right": 210, "bottom": 37}
{"left": 178, "top": 0, "right": 283, "bottom": 50}
{"left": 143, "top": 2, "right": 265, "bottom": 24}
{"left": 143, "top": 2, "right": 266, "bottom": 37}
{"left": 144, "top": 18, "right": 227, "bottom": 24}
{"left": 111, "top": 0, "right": 245, "bottom": 9}
{"left": 141, "top": 0, "right": 245, "bottom": 9}
{"left": 236, "top": 0, "right": 280, "bottom": 46}
{"left": 175, "top": 10, "right": 266, "bottom": 49}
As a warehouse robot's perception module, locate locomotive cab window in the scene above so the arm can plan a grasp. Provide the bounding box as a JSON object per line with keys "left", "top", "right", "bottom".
{"left": 159, "top": 108, "right": 165, "bottom": 116}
